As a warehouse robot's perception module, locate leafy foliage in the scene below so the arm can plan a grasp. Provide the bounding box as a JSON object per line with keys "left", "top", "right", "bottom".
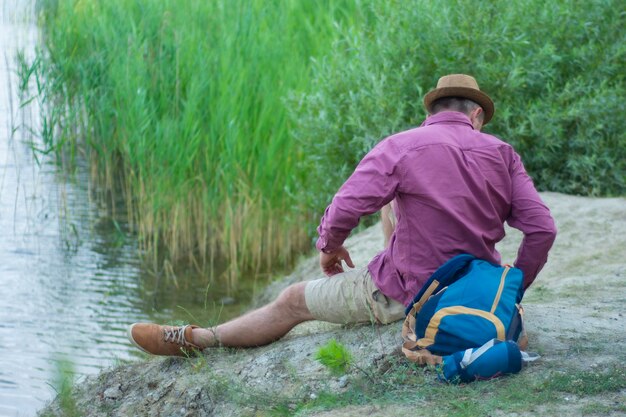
{"left": 291, "top": 0, "right": 626, "bottom": 217}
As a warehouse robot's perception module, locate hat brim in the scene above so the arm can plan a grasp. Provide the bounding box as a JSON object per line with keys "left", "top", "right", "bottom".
{"left": 423, "top": 87, "right": 494, "bottom": 125}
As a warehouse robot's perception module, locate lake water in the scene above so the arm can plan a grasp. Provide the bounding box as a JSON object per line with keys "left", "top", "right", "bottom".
{"left": 0, "top": 3, "right": 249, "bottom": 416}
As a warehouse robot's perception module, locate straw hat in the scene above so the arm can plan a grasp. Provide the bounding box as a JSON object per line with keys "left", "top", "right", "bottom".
{"left": 423, "top": 74, "right": 494, "bottom": 124}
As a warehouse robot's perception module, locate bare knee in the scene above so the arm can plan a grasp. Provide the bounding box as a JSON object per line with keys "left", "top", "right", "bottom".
{"left": 273, "top": 282, "right": 312, "bottom": 321}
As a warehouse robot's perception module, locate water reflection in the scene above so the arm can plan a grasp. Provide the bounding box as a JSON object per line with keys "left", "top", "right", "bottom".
{"left": 0, "top": 3, "right": 251, "bottom": 416}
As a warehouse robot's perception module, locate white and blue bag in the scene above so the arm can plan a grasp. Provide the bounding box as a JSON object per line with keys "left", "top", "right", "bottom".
{"left": 438, "top": 338, "right": 539, "bottom": 383}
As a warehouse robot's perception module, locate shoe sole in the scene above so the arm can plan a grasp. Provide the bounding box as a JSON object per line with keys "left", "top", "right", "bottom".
{"left": 127, "top": 323, "right": 151, "bottom": 355}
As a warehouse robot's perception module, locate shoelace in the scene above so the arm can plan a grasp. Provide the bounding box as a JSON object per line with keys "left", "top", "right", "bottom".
{"left": 163, "top": 325, "right": 190, "bottom": 346}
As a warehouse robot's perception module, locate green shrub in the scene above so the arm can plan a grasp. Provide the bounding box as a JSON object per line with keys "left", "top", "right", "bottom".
{"left": 291, "top": 0, "right": 626, "bottom": 217}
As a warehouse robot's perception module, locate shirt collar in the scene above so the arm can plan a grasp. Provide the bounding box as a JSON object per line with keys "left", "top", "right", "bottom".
{"left": 422, "top": 111, "right": 475, "bottom": 129}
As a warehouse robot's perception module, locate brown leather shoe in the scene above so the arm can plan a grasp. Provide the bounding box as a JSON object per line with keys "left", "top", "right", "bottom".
{"left": 128, "top": 323, "right": 202, "bottom": 356}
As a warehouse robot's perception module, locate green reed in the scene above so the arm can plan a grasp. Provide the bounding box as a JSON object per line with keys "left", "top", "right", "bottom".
{"left": 45, "top": 356, "right": 79, "bottom": 417}
{"left": 33, "top": 0, "right": 363, "bottom": 287}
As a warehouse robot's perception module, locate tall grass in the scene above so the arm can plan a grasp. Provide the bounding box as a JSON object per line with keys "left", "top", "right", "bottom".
{"left": 33, "top": 0, "right": 363, "bottom": 288}
{"left": 30, "top": 0, "right": 625, "bottom": 289}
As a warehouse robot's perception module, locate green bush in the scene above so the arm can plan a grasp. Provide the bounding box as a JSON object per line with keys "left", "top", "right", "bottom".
{"left": 291, "top": 0, "right": 626, "bottom": 217}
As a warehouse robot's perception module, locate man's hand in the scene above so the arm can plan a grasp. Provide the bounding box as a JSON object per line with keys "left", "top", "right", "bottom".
{"left": 319, "top": 245, "right": 355, "bottom": 276}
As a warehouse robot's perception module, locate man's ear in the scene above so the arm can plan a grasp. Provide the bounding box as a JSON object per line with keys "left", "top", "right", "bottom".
{"left": 469, "top": 107, "right": 484, "bottom": 130}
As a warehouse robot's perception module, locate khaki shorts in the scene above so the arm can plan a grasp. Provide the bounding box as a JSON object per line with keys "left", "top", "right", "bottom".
{"left": 304, "top": 267, "right": 406, "bottom": 325}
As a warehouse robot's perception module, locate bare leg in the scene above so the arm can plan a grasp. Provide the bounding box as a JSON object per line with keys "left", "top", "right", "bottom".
{"left": 192, "top": 282, "right": 314, "bottom": 348}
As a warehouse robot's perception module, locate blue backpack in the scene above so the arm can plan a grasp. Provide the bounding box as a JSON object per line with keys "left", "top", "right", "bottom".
{"left": 401, "top": 254, "right": 531, "bottom": 381}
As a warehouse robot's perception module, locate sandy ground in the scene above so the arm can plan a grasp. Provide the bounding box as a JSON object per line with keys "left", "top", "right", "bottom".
{"left": 39, "top": 192, "right": 626, "bottom": 417}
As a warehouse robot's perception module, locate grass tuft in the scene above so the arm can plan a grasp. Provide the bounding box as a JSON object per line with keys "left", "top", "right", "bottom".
{"left": 46, "top": 357, "right": 80, "bottom": 417}
{"left": 314, "top": 339, "right": 354, "bottom": 376}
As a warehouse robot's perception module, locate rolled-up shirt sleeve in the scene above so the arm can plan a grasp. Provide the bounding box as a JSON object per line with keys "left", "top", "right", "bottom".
{"left": 316, "top": 140, "right": 402, "bottom": 253}
{"left": 506, "top": 152, "right": 557, "bottom": 289}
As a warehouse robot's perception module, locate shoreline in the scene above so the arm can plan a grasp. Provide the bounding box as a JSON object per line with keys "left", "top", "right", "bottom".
{"left": 39, "top": 192, "right": 626, "bottom": 417}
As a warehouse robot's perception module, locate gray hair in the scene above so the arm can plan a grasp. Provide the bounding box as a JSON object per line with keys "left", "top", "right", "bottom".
{"left": 431, "top": 96, "right": 483, "bottom": 119}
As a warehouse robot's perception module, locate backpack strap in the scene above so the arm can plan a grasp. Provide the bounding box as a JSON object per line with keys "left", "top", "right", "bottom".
{"left": 402, "top": 279, "right": 441, "bottom": 342}
{"left": 401, "top": 343, "right": 443, "bottom": 365}
{"left": 514, "top": 304, "right": 528, "bottom": 351}
{"left": 402, "top": 290, "right": 444, "bottom": 364}
{"left": 404, "top": 254, "right": 476, "bottom": 316}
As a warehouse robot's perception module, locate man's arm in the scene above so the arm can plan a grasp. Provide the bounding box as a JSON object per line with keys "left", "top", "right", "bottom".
{"left": 319, "top": 201, "right": 394, "bottom": 276}
{"left": 319, "top": 245, "right": 355, "bottom": 276}
{"left": 506, "top": 152, "right": 557, "bottom": 289}
{"left": 381, "top": 202, "right": 396, "bottom": 248}
{"left": 316, "top": 140, "right": 402, "bottom": 269}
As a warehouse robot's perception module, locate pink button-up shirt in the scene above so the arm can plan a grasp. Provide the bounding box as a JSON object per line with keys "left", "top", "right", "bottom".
{"left": 316, "top": 111, "right": 557, "bottom": 306}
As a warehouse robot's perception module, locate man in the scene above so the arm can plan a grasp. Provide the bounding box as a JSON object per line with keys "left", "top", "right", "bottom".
{"left": 128, "top": 74, "right": 557, "bottom": 356}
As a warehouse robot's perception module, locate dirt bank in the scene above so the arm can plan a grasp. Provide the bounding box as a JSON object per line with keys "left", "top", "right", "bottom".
{"left": 39, "top": 192, "right": 626, "bottom": 417}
